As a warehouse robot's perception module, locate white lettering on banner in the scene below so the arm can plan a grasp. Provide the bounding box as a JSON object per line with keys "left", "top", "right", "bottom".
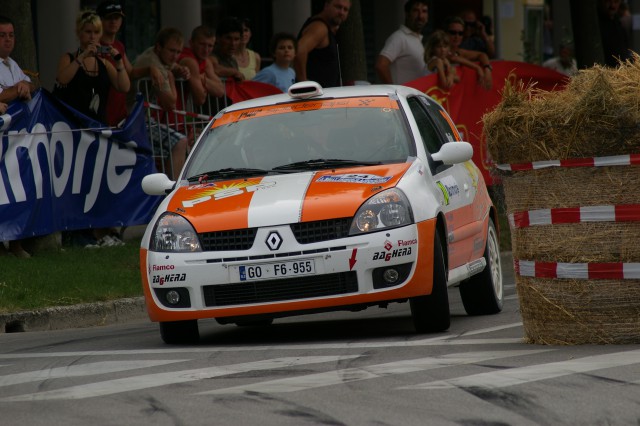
{"left": 0, "top": 121, "right": 138, "bottom": 213}
{"left": 1, "top": 125, "right": 50, "bottom": 203}
{"left": 50, "top": 122, "right": 74, "bottom": 197}
{"left": 107, "top": 141, "right": 137, "bottom": 194}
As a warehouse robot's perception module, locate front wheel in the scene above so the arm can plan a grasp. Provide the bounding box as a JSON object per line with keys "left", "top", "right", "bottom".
{"left": 159, "top": 320, "right": 199, "bottom": 344}
{"left": 410, "top": 232, "right": 450, "bottom": 333}
{"left": 459, "top": 218, "right": 504, "bottom": 315}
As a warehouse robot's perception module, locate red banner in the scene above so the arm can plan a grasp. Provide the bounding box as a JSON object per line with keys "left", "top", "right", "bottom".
{"left": 225, "top": 79, "right": 283, "bottom": 104}
{"left": 405, "top": 60, "right": 568, "bottom": 185}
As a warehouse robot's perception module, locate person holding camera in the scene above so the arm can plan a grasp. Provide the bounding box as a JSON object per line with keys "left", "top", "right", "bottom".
{"left": 97, "top": 0, "right": 132, "bottom": 126}
{"left": 459, "top": 9, "right": 495, "bottom": 59}
{"left": 53, "top": 10, "right": 130, "bottom": 123}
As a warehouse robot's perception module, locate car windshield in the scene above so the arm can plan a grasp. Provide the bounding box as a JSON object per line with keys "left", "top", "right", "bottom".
{"left": 183, "top": 96, "right": 413, "bottom": 180}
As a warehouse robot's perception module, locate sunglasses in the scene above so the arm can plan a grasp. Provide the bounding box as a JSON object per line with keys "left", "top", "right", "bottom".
{"left": 81, "top": 11, "right": 98, "bottom": 20}
{"left": 448, "top": 30, "right": 464, "bottom": 36}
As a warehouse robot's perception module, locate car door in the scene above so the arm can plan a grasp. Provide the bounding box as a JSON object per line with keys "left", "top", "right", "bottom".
{"left": 407, "top": 95, "right": 479, "bottom": 269}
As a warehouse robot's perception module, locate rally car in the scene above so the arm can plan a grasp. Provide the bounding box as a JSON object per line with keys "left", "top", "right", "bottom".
{"left": 140, "top": 81, "right": 503, "bottom": 344}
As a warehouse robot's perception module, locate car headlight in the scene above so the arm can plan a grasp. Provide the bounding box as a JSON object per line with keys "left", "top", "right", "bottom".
{"left": 150, "top": 212, "right": 202, "bottom": 252}
{"left": 349, "top": 188, "right": 414, "bottom": 235}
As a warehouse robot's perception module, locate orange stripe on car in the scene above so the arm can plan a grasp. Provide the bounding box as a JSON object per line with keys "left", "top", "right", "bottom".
{"left": 213, "top": 97, "right": 400, "bottom": 128}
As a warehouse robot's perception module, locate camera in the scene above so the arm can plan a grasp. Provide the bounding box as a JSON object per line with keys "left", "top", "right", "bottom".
{"left": 97, "top": 45, "right": 111, "bottom": 55}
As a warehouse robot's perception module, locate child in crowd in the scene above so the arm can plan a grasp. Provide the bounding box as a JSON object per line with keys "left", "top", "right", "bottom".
{"left": 424, "top": 30, "right": 458, "bottom": 90}
{"left": 253, "top": 32, "right": 296, "bottom": 92}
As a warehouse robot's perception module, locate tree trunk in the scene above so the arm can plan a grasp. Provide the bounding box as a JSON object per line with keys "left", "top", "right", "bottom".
{"left": 4, "top": 0, "right": 39, "bottom": 85}
{"left": 336, "top": 0, "right": 367, "bottom": 84}
{"left": 569, "top": 0, "right": 603, "bottom": 68}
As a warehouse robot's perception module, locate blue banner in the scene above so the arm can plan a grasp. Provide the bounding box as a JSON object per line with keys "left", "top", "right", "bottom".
{"left": 0, "top": 89, "right": 161, "bottom": 241}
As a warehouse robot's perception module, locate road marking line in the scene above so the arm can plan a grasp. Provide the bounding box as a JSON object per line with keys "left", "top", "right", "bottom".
{"left": 198, "top": 350, "right": 548, "bottom": 395}
{"left": 0, "top": 356, "right": 358, "bottom": 401}
{"left": 0, "top": 323, "right": 525, "bottom": 358}
{"left": 0, "top": 360, "right": 186, "bottom": 387}
{"left": 504, "top": 295, "right": 518, "bottom": 300}
{"left": 400, "top": 349, "right": 640, "bottom": 390}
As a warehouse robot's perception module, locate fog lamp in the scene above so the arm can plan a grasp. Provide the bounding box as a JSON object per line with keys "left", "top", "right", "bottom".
{"left": 166, "top": 290, "right": 181, "bottom": 305}
{"left": 383, "top": 268, "right": 399, "bottom": 284}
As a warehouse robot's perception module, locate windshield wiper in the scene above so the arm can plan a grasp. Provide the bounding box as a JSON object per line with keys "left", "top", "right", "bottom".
{"left": 272, "top": 159, "right": 382, "bottom": 171}
{"left": 187, "top": 168, "right": 271, "bottom": 182}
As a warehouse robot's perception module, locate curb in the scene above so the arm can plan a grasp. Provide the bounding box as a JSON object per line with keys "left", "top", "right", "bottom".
{"left": 0, "top": 297, "right": 148, "bottom": 334}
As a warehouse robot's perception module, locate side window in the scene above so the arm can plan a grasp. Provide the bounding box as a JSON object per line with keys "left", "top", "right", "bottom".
{"left": 418, "top": 96, "right": 460, "bottom": 143}
{"left": 407, "top": 97, "right": 443, "bottom": 155}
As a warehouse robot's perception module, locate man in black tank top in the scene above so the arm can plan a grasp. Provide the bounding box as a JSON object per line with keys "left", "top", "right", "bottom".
{"left": 295, "top": 0, "right": 350, "bottom": 88}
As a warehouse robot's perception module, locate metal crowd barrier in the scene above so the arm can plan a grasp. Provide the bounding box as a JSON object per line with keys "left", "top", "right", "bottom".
{"left": 136, "top": 77, "right": 229, "bottom": 178}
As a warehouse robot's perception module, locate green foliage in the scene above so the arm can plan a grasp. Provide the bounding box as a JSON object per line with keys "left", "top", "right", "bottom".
{"left": 0, "top": 241, "right": 142, "bottom": 314}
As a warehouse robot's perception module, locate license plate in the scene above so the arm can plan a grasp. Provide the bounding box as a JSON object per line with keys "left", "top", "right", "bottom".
{"left": 237, "top": 259, "right": 316, "bottom": 281}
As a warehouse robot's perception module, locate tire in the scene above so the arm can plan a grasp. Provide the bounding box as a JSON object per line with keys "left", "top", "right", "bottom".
{"left": 459, "top": 218, "right": 504, "bottom": 315}
{"left": 159, "top": 320, "right": 199, "bottom": 344}
{"left": 410, "top": 232, "right": 450, "bottom": 333}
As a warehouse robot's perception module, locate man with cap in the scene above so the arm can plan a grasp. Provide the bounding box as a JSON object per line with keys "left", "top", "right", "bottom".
{"left": 98, "top": 0, "right": 132, "bottom": 126}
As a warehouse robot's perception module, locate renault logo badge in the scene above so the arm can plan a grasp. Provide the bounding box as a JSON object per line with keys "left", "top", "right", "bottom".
{"left": 265, "top": 231, "right": 283, "bottom": 250}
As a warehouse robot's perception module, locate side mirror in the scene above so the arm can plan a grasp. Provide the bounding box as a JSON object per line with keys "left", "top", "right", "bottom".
{"left": 141, "top": 173, "right": 175, "bottom": 195}
{"left": 431, "top": 141, "right": 473, "bottom": 165}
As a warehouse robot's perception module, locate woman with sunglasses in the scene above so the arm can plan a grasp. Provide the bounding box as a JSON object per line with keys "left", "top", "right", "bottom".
{"left": 444, "top": 16, "right": 492, "bottom": 90}
{"left": 53, "top": 10, "right": 130, "bottom": 123}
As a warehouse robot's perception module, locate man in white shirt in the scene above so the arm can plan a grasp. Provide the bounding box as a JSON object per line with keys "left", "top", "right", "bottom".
{"left": 0, "top": 15, "right": 34, "bottom": 104}
{"left": 0, "top": 16, "right": 34, "bottom": 258}
{"left": 375, "top": 0, "right": 429, "bottom": 85}
{"left": 542, "top": 44, "right": 578, "bottom": 77}
{"left": 0, "top": 15, "right": 35, "bottom": 258}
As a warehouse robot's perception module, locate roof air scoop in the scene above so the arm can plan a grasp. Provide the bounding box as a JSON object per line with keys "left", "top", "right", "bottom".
{"left": 288, "top": 81, "right": 324, "bottom": 99}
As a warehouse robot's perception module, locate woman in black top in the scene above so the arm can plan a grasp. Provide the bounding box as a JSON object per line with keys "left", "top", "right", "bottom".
{"left": 54, "top": 10, "right": 129, "bottom": 122}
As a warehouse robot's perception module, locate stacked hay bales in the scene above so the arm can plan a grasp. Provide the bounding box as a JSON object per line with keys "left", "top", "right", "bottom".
{"left": 484, "top": 58, "right": 640, "bottom": 344}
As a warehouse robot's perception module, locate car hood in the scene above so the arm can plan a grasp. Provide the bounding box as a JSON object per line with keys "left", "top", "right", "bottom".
{"left": 167, "top": 163, "right": 412, "bottom": 232}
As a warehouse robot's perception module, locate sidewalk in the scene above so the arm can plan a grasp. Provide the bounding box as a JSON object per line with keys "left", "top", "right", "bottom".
{"left": 1, "top": 248, "right": 514, "bottom": 334}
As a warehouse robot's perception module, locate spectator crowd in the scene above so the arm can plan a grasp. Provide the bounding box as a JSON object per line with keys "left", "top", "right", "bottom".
{"left": 1, "top": 0, "right": 634, "bottom": 257}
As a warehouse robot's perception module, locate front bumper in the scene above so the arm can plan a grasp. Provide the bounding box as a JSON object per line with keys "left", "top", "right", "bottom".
{"left": 141, "top": 219, "right": 437, "bottom": 322}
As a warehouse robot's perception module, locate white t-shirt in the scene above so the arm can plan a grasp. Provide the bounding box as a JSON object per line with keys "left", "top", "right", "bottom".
{"left": 0, "top": 56, "right": 31, "bottom": 95}
{"left": 542, "top": 57, "right": 577, "bottom": 76}
{"left": 378, "top": 25, "right": 426, "bottom": 84}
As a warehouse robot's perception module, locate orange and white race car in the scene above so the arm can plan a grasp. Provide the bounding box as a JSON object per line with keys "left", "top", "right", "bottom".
{"left": 140, "top": 82, "right": 503, "bottom": 344}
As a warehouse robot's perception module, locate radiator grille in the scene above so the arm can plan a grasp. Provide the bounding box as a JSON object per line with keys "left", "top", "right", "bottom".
{"left": 290, "top": 218, "right": 352, "bottom": 244}
{"left": 198, "top": 218, "right": 352, "bottom": 252}
{"left": 199, "top": 228, "right": 258, "bottom": 251}
{"left": 203, "top": 272, "right": 358, "bottom": 307}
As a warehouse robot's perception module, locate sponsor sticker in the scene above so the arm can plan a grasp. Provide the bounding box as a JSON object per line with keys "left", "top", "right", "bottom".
{"left": 436, "top": 176, "right": 460, "bottom": 206}
{"left": 317, "top": 174, "right": 392, "bottom": 184}
{"left": 152, "top": 273, "right": 187, "bottom": 285}
{"left": 372, "top": 247, "right": 412, "bottom": 262}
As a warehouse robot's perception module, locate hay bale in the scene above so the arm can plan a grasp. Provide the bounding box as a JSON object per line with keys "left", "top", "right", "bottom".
{"left": 485, "top": 56, "right": 640, "bottom": 345}
{"left": 484, "top": 57, "right": 640, "bottom": 165}
{"left": 517, "top": 277, "right": 640, "bottom": 345}
{"left": 512, "top": 222, "right": 640, "bottom": 263}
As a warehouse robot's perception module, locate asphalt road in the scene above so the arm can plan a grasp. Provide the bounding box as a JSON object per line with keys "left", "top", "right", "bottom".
{"left": 0, "top": 254, "right": 639, "bottom": 426}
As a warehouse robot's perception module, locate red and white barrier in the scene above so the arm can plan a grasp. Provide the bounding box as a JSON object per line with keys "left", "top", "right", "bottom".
{"left": 509, "top": 204, "right": 640, "bottom": 228}
{"left": 497, "top": 154, "right": 640, "bottom": 171}
{"left": 515, "top": 259, "right": 640, "bottom": 280}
